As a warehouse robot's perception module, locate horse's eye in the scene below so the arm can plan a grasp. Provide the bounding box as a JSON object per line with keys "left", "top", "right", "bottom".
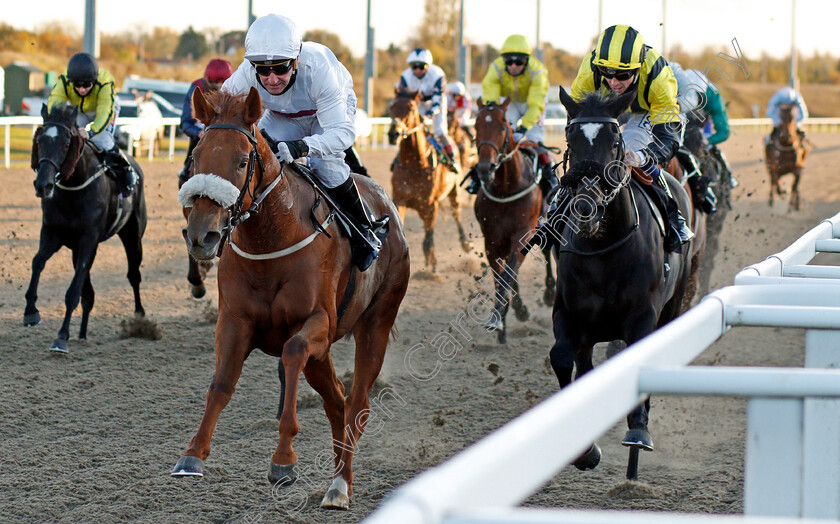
{"left": 239, "top": 160, "right": 248, "bottom": 170}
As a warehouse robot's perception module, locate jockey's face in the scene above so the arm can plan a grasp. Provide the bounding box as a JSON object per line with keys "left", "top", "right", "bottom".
{"left": 606, "top": 74, "right": 636, "bottom": 95}
{"left": 411, "top": 62, "right": 428, "bottom": 79}
{"left": 258, "top": 69, "right": 294, "bottom": 95}
{"left": 74, "top": 84, "right": 93, "bottom": 97}
{"left": 203, "top": 77, "right": 224, "bottom": 93}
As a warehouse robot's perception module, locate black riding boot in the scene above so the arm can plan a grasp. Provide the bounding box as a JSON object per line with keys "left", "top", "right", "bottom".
{"left": 648, "top": 173, "right": 694, "bottom": 253}
{"left": 105, "top": 146, "right": 137, "bottom": 197}
{"left": 344, "top": 145, "right": 370, "bottom": 177}
{"left": 677, "top": 149, "right": 716, "bottom": 214}
{"left": 326, "top": 177, "right": 389, "bottom": 271}
{"left": 537, "top": 152, "right": 559, "bottom": 200}
{"left": 709, "top": 145, "right": 738, "bottom": 188}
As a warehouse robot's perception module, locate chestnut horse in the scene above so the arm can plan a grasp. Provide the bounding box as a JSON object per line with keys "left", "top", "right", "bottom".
{"left": 473, "top": 97, "right": 555, "bottom": 344}
{"left": 26, "top": 103, "right": 146, "bottom": 353}
{"left": 172, "top": 87, "right": 410, "bottom": 510}
{"left": 765, "top": 103, "right": 809, "bottom": 211}
{"left": 389, "top": 88, "right": 471, "bottom": 272}
{"left": 448, "top": 109, "right": 476, "bottom": 174}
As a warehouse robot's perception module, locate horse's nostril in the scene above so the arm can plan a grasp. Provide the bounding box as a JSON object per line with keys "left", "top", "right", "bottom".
{"left": 203, "top": 231, "right": 222, "bottom": 248}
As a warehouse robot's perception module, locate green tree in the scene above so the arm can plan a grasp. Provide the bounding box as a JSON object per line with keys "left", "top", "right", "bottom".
{"left": 410, "top": 0, "right": 459, "bottom": 76}
{"left": 174, "top": 26, "right": 207, "bottom": 60}
{"left": 303, "top": 29, "right": 355, "bottom": 69}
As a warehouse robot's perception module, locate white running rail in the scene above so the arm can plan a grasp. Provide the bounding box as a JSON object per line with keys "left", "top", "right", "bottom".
{"left": 363, "top": 211, "right": 840, "bottom": 524}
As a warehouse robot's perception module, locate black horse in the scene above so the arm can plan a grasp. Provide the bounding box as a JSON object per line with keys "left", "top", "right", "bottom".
{"left": 683, "top": 119, "right": 730, "bottom": 296}
{"left": 25, "top": 103, "right": 147, "bottom": 353}
{"left": 547, "top": 88, "right": 691, "bottom": 479}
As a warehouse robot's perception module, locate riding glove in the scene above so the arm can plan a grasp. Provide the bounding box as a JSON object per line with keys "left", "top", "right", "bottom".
{"left": 282, "top": 140, "right": 309, "bottom": 159}
{"left": 275, "top": 142, "right": 294, "bottom": 163}
{"left": 515, "top": 125, "right": 528, "bottom": 135}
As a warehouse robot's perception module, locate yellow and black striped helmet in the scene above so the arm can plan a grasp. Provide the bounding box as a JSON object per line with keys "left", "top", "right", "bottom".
{"left": 593, "top": 25, "right": 646, "bottom": 70}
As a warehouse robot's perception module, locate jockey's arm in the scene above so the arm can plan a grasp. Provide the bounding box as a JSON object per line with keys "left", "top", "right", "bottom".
{"left": 704, "top": 87, "right": 730, "bottom": 145}
{"left": 305, "top": 77, "right": 356, "bottom": 158}
{"left": 521, "top": 64, "right": 549, "bottom": 129}
{"left": 795, "top": 95, "right": 809, "bottom": 122}
{"left": 481, "top": 60, "right": 503, "bottom": 103}
{"left": 46, "top": 77, "right": 71, "bottom": 112}
{"left": 641, "top": 71, "right": 681, "bottom": 166}
{"left": 180, "top": 83, "right": 204, "bottom": 140}
{"left": 89, "top": 80, "right": 116, "bottom": 136}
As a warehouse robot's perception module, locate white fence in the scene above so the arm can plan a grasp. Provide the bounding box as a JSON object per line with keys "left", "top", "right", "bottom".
{"left": 363, "top": 212, "right": 840, "bottom": 524}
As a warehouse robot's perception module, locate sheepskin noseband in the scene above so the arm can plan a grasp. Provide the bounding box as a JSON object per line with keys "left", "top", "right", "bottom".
{"left": 178, "top": 173, "right": 241, "bottom": 208}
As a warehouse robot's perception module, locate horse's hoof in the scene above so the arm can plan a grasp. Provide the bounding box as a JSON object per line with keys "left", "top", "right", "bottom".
{"left": 23, "top": 312, "right": 41, "bottom": 327}
{"left": 573, "top": 443, "right": 601, "bottom": 470}
{"left": 48, "top": 337, "right": 68, "bottom": 353}
{"left": 460, "top": 239, "right": 474, "bottom": 252}
{"left": 497, "top": 331, "right": 507, "bottom": 344}
{"left": 191, "top": 284, "right": 207, "bottom": 299}
{"left": 622, "top": 428, "right": 654, "bottom": 451}
{"left": 484, "top": 316, "right": 503, "bottom": 332}
{"left": 268, "top": 461, "right": 297, "bottom": 487}
{"left": 320, "top": 477, "right": 350, "bottom": 510}
{"left": 514, "top": 304, "right": 529, "bottom": 322}
{"left": 171, "top": 455, "right": 204, "bottom": 477}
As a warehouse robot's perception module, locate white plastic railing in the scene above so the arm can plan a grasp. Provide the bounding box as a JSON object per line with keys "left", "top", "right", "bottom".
{"left": 363, "top": 212, "right": 840, "bottom": 524}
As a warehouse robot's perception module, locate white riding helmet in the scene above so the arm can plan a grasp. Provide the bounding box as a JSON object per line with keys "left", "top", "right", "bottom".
{"left": 407, "top": 48, "right": 433, "bottom": 65}
{"left": 448, "top": 81, "right": 466, "bottom": 96}
{"left": 245, "top": 14, "right": 302, "bottom": 62}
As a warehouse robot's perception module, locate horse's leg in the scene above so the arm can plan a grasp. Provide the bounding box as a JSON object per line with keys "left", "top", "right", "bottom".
{"left": 791, "top": 168, "right": 802, "bottom": 211}
{"left": 23, "top": 229, "right": 62, "bottom": 327}
{"left": 51, "top": 241, "right": 99, "bottom": 353}
{"left": 270, "top": 313, "right": 330, "bottom": 486}
{"left": 118, "top": 217, "right": 145, "bottom": 317}
{"left": 769, "top": 173, "right": 776, "bottom": 206}
{"left": 484, "top": 253, "right": 511, "bottom": 344}
{"left": 172, "top": 312, "right": 251, "bottom": 477}
{"left": 549, "top": 317, "right": 601, "bottom": 470}
{"left": 187, "top": 256, "right": 207, "bottom": 299}
{"left": 396, "top": 205, "right": 407, "bottom": 225}
{"left": 447, "top": 184, "right": 473, "bottom": 252}
{"left": 542, "top": 246, "right": 556, "bottom": 306}
{"left": 78, "top": 274, "right": 94, "bottom": 340}
{"left": 506, "top": 252, "right": 529, "bottom": 323}
{"left": 322, "top": 299, "right": 401, "bottom": 510}
{"left": 421, "top": 204, "right": 439, "bottom": 273}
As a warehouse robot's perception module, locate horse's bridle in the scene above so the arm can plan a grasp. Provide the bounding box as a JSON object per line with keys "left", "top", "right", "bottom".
{"left": 475, "top": 104, "right": 523, "bottom": 174}
{"left": 390, "top": 100, "right": 426, "bottom": 140}
{"left": 561, "top": 115, "right": 628, "bottom": 205}
{"left": 202, "top": 123, "right": 281, "bottom": 253}
{"left": 37, "top": 121, "right": 81, "bottom": 182}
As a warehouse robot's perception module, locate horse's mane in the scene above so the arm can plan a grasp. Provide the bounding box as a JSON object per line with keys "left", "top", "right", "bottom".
{"left": 576, "top": 91, "right": 625, "bottom": 117}
{"left": 45, "top": 103, "right": 77, "bottom": 125}
{"left": 395, "top": 88, "right": 419, "bottom": 99}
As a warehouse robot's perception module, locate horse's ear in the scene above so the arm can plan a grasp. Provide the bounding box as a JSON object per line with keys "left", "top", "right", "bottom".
{"left": 608, "top": 90, "right": 637, "bottom": 118}
{"left": 31, "top": 126, "right": 44, "bottom": 170}
{"left": 192, "top": 86, "right": 215, "bottom": 124}
{"left": 59, "top": 133, "right": 83, "bottom": 176}
{"left": 413, "top": 90, "right": 422, "bottom": 102}
{"left": 558, "top": 86, "right": 581, "bottom": 120}
{"left": 243, "top": 87, "right": 262, "bottom": 125}
{"left": 477, "top": 97, "right": 484, "bottom": 110}
{"left": 500, "top": 97, "right": 511, "bottom": 111}
{"left": 40, "top": 103, "right": 49, "bottom": 121}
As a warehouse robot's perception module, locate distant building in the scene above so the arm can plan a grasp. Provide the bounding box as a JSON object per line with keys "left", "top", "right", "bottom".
{"left": 4, "top": 61, "right": 47, "bottom": 116}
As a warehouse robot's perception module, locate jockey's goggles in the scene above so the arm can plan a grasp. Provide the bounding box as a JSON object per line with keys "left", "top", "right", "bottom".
{"left": 410, "top": 62, "right": 428, "bottom": 71}
{"left": 74, "top": 81, "right": 94, "bottom": 89}
{"left": 598, "top": 66, "right": 637, "bottom": 81}
{"left": 252, "top": 59, "right": 296, "bottom": 76}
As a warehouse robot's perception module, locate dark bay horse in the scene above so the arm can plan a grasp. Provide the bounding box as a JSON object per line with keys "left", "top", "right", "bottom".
{"left": 389, "top": 88, "right": 471, "bottom": 272}
{"left": 765, "top": 103, "right": 809, "bottom": 211}
{"left": 684, "top": 120, "right": 728, "bottom": 296}
{"left": 26, "top": 103, "right": 146, "bottom": 353}
{"left": 473, "top": 97, "right": 555, "bottom": 344}
{"left": 550, "top": 88, "right": 691, "bottom": 479}
{"left": 448, "top": 109, "right": 476, "bottom": 175}
{"left": 172, "top": 87, "right": 410, "bottom": 510}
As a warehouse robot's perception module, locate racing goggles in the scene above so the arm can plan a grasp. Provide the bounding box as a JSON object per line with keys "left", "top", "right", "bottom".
{"left": 252, "top": 59, "right": 296, "bottom": 77}
{"left": 74, "top": 81, "right": 94, "bottom": 89}
{"left": 504, "top": 57, "right": 527, "bottom": 67}
{"left": 597, "top": 66, "right": 637, "bottom": 81}
{"left": 410, "top": 62, "right": 428, "bottom": 71}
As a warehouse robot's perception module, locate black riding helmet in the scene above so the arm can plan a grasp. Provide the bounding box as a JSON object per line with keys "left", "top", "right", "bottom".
{"left": 67, "top": 53, "right": 98, "bottom": 84}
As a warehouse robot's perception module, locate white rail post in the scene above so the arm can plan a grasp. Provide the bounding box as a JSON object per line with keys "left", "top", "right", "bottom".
{"left": 744, "top": 397, "right": 803, "bottom": 517}
{"left": 168, "top": 123, "right": 176, "bottom": 161}
{"left": 4, "top": 123, "right": 10, "bottom": 169}
{"left": 802, "top": 329, "right": 840, "bottom": 519}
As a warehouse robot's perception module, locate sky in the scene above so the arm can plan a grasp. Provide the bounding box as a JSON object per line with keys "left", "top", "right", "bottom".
{"left": 5, "top": 0, "right": 834, "bottom": 60}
